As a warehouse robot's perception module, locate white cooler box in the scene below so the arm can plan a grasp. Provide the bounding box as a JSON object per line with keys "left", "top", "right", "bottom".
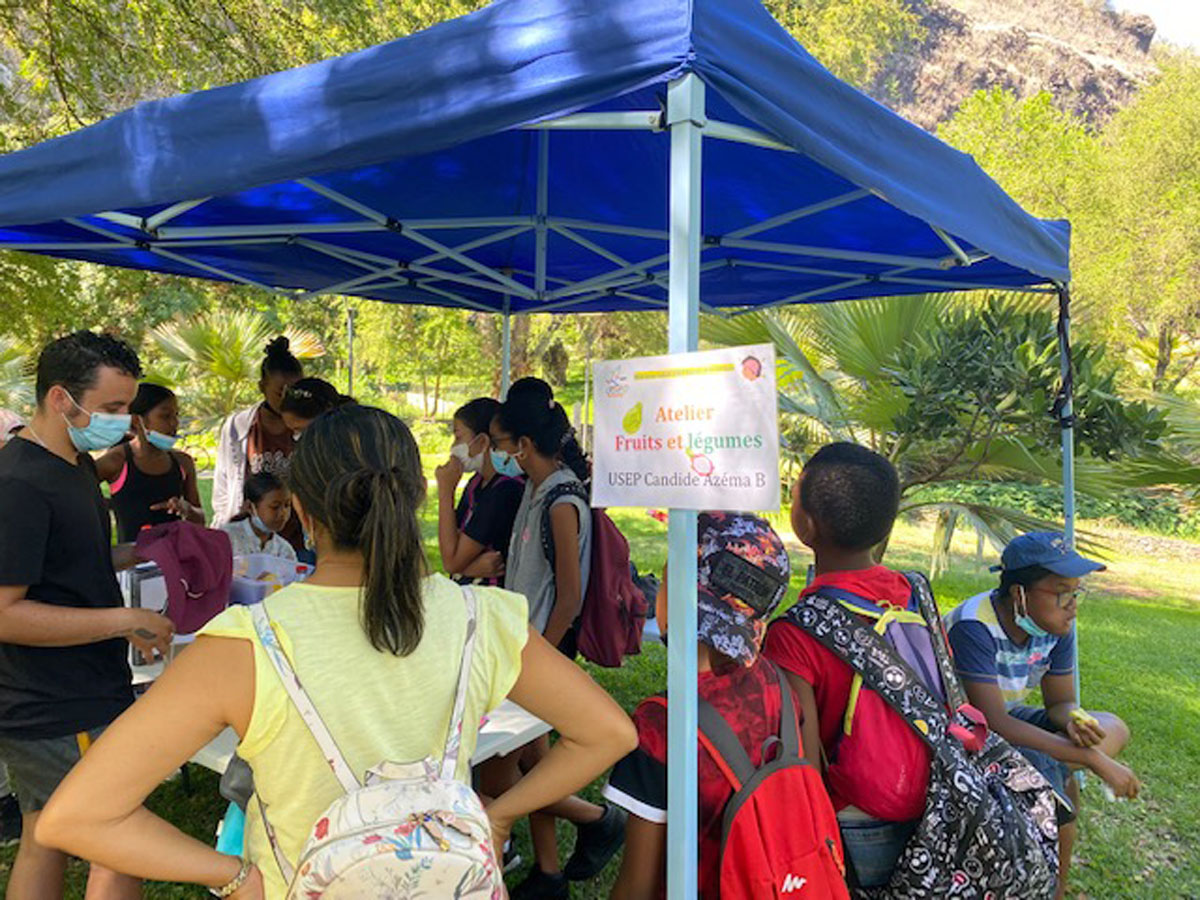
{"left": 230, "top": 554, "right": 313, "bottom": 606}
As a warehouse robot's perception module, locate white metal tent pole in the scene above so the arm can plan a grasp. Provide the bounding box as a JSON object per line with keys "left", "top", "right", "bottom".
{"left": 665, "top": 71, "right": 704, "bottom": 900}
{"left": 500, "top": 297, "right": 513, "bottom": 399}
{"left": 1056, "top": 285, "right": 1081, "bottom": 710}
{"left": 1057, "top": 287, "right": 1077, "bottom": 545}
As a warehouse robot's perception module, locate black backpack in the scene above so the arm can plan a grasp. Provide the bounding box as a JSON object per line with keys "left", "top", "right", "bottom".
{"left": 791, "top": 574, "right": 1060, "bottom": 899}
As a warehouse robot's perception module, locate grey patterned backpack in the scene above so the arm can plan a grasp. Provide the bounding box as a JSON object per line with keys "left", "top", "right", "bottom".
{"left": 790, "top": 574, "right": 1059, "bottom": 899}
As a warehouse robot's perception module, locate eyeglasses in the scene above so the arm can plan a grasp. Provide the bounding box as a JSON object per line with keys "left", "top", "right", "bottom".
{"left": 1033, "top": 587, "right": 1087, "bottom": 608}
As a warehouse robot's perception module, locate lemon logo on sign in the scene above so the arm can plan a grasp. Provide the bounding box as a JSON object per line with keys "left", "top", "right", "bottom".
{"left": 622, "top": 402, "right": 643, "bottom": 435}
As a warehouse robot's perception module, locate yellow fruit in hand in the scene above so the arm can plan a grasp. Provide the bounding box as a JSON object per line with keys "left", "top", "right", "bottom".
{"left": 623, "top": 402, "right": 643, "bottom": 434}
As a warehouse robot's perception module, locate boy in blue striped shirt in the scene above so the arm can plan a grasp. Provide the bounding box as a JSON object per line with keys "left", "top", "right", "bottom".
{"left": 945, "top": 532, "right": 1139, "bottom": 900}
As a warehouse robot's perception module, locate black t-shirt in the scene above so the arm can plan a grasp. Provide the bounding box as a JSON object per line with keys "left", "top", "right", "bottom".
{"left": 453, "top": 473, "right": 524, "bottom": 586}
{"left": 0, "top": 437, "right": 133, "bottom": 739}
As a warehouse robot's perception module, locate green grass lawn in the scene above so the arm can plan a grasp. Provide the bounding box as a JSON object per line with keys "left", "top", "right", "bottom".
{"left": 5, "top": 461, "right": 1198, "bottom": 897}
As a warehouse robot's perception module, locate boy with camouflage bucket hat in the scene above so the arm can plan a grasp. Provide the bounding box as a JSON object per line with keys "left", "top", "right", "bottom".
{"left": 605, "top": 512, "right": 795, "bottom": 898}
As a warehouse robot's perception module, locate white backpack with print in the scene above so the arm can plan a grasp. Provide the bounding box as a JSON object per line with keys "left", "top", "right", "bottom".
{"left": 249, "top": 586, "right": 504, "bottom": 899}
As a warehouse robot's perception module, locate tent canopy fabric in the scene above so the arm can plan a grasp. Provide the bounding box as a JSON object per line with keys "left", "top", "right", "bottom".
{"left": 0, "top": 0, "right": 1070, "bottom": 314}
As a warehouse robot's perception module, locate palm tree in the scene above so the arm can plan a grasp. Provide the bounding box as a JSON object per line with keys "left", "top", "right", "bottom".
{"left": 702, "top": 294, "right": 1142, "bottom": 571}
{"left": 0, "top": 338, "right": 33, "bottom": 414}
{"left": 151, "top": 310, "right": 324, "bottom": 431}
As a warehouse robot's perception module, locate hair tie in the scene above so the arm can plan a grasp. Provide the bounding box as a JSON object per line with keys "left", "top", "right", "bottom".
{"left": 548, "top": 399, "right": 556, "bottom": 410}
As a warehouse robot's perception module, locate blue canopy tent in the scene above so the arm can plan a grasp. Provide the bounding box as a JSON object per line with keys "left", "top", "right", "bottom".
{"left": 0, "top": 0, "right": 1077, "bottom": 893}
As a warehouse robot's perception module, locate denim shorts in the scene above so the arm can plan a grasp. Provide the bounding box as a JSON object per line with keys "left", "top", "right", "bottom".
{"left": 0, "top": 726, "right": 106, "bottom": 814}
{"left": 839, "top": 817, "right": 919, "bottom": 889}
{"left": 1009, "top": 705, "right": 1076, "bottom": 825}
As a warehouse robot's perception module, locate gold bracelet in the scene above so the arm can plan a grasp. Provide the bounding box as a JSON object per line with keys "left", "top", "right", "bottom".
{"left": 209, "top": 858, "right": 252, "bottom": 898}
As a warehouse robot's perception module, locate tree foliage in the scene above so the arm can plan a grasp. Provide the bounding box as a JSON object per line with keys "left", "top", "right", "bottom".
{"left": 151, "top": 309, "right": 324, "bottom": 429}
{"left": 0, "top": 337, "right": 31, "bottom": 413}
{"left": 767, "top": 0, "right": 924, "bottom": 87}
{"left": 701, "top": 294, "right": 1170, "bottom": 568}
{"left": 940, "top": 59, "right": 1200, "bottom": 394}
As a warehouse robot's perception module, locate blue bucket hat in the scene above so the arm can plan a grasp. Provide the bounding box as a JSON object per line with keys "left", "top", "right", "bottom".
{"left": 990, "top": 532, "right": 1106, "bottom": 577}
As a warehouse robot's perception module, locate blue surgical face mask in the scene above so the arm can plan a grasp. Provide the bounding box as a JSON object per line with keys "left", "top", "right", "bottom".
{"left": 63, "top": 392, "right": 131, "bottom": 452}
{"left": 146, "top": 430, "right": 178, "bottom": 451}
{"left": 490, "top": 449, "right": 524, "bottom": 478}
{"left": 1015, "top": 587, "right": 1052, "bottom": 638}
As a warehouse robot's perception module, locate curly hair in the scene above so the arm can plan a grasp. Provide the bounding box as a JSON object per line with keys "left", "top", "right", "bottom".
{"left": 36, "top": 331, "right": 142, "bottom": 404}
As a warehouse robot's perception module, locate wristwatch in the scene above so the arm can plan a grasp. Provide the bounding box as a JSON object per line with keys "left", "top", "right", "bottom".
{"left": 210, "top": 859, "right": 253, "bottom": 898}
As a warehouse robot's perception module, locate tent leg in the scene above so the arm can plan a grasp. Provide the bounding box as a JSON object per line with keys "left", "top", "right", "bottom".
{"left": 1057, "top": 287, "right": 1077, "bottom": 548}
{"left": 665, "top": 71, "right": 704, "bottom": 900}
{"left": 500, "top": 303, "right": 512, "bottom": 399}
{"left": 1056, "top": 285, "right": 1084, "bottom": 767}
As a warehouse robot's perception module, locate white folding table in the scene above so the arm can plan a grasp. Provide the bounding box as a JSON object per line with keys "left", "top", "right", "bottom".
{"left": 188, "top": 699, "right": 549, "bottom": 773}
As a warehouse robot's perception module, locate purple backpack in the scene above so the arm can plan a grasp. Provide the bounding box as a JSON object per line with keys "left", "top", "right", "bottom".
{"left": 540, "top": 481, "right": 647, "bottom": 667}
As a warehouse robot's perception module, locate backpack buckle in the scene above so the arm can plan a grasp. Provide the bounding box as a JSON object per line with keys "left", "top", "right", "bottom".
{"left": 948, "top": 703, "right": 988, "bottom": 752}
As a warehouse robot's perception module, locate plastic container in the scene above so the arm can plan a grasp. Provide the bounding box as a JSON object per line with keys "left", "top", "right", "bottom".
{"left": 229, "top": 553, "right": 313, "bottom": 606}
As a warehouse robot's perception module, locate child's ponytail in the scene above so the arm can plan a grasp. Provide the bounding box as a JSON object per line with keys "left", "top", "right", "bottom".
{"left": 552, "top": 404, "right": 591, "bottom": 484}
{"left": 497, "top": 376, "right": 591, "bottom": 483}
{"left": 288, "top": 405, "right": 428, "bottom": 655}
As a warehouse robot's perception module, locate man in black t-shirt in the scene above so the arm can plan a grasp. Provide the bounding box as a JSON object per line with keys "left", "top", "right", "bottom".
{"left": 0, "top": 332, "right": 174, "bottom": 900}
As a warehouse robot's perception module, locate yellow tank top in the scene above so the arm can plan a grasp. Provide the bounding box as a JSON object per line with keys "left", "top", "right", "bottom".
{"left": 199, "top": 574, "right": 528, "bottom": 896}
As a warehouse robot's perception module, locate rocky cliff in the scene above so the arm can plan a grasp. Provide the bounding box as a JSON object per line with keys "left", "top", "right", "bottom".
{"left": 872, "top": 0, "right": 1160, "bottom": 129}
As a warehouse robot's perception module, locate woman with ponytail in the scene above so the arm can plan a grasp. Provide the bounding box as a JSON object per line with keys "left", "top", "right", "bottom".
{"left": 488, "top": 378, "right": 626, "bottom": 899}
{"left": 37, "top": 405, "right": 636, "bottom": 899}
{"left": 211, "top": 338, "right": 304, "bottom": 551}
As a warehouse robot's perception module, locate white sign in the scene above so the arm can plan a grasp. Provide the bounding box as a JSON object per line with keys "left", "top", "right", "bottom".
{"left": 591, "top": 344, "right": 780, "bottom": 510}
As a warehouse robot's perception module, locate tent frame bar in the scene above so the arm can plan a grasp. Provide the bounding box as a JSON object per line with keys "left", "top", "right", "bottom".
{"left": 931, "top": 225, "right": 971, "bottom": 266}
{"left": 64, "top": 216, "right": 289, "bottom": 294}
{"left": 704, "top": 119, "right": 791, "bottom": 152}
{"left": 146, "top": 197, "right": 212, "bottom": 231}
{"left": 725, "top": 189, "right": 872, "bottom": 239}
{"left": 156, "top": 217, "right": 532, "bottom": 239}
{"left": 523, "top": 110, "right": 662, "bottom": 131}
{"left": 297, "top": 177, "right": 537, "bottom": 299}
{"left": 19, "top": 102, "right": 1053, "bottom": 325}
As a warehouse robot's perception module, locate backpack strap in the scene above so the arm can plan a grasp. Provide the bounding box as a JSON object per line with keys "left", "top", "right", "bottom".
{"left": 250, "top": 601, "right": 359, "bottom": 887}
{"left": 809, "top": 586, "right": 927, "bottom": 737}
{"left": 902, "top": 572, "right": 988, "bottom": 750}
{"left": 440, "top": 585, "right": 480, "bottom": 781}
{"left": 249, "top": 602, "right": 361, "bottom": 792}
{"left": 539, "top": 480, "right": 590, "bottom": 567}
{"left": 697, "top": 699, "right": 756, "bottom": 790}
{"left": 696, "top": 663, "right": 801, "bottom": 791}
{"left": 903, "top": 571, "right": 967, "bottom": 711}
{"left": 788, "top": 595, "right": 953, "bottom": 750}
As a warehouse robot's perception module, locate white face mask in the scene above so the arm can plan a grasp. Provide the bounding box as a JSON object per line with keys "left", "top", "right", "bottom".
{"left": 450, "top": 439, "right": 485, "bottom": 473}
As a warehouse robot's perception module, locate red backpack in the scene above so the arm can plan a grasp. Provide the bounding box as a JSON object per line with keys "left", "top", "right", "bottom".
{"left": 540, "top": 481, "right": 647, "bottom": 667}
{"left": 786, "top": 577, "right": 946, "bottom": 821}
{"left": 697, "top": 665, "right": 848, "bottom": 900}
